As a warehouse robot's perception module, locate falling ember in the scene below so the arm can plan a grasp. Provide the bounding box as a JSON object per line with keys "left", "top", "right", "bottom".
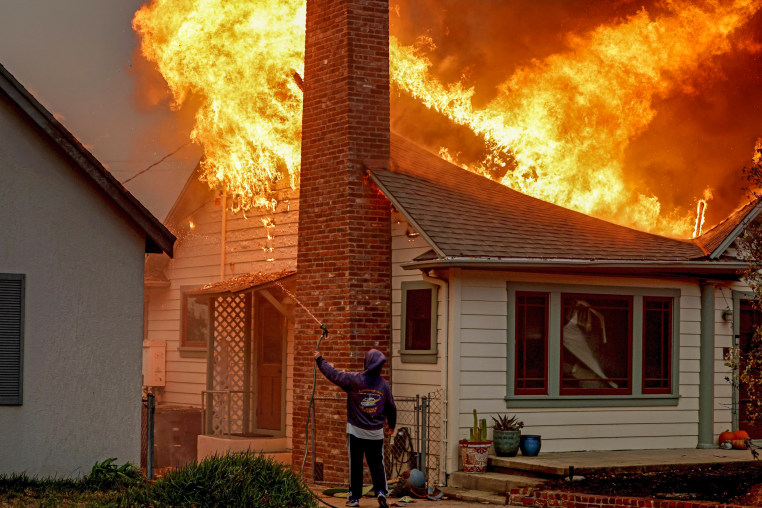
{"left": 134, "top": 0, "right": 762, "bottom": 237}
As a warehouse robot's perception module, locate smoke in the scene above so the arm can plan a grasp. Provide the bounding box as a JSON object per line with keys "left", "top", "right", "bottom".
{"left": 390, "top": 0, "right": 762, "bottom": 231}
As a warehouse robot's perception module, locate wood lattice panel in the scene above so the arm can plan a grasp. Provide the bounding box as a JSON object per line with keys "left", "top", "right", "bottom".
{"left": 211, "top": 293, "right": 251, "bottom": 435}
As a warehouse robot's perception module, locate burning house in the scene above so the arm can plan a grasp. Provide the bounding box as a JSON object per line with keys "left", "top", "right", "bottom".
{"left": 0, "top": 63, "right": 175, "bottom": 476}
{"left": 139, "top": 0, "right": 762, "bottom": 487}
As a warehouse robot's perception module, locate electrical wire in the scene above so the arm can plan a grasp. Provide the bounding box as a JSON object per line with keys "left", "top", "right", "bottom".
{"left": 122, "top": 140, "right": 193, "bottom": 184}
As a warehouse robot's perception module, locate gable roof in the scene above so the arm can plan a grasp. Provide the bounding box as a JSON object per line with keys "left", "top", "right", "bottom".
{"left": 0, "top": 63, "right": 175, "bottom": 257}
{"left": 369, "top": 133, "right": 746, "bottom": 278}
{"left": 694, "top": 196, "right": 762, "bottom": 259}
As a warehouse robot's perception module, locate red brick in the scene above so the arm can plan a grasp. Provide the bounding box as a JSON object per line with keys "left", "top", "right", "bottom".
{"left": 293, "top": 0, "right": 391, "bottom": 484}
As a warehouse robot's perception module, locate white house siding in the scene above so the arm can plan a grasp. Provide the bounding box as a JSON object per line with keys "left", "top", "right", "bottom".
{"left": 0, "top": 97, "right": 146, "bottom": 476}
{"left": 390, "top": 213, "right": 445, "bottom": 398}
{"left": 454, "top": 270, "right": 731, "bottom": 455}
{"left": 144, "top": 187, "right": 298, "bottom": 445}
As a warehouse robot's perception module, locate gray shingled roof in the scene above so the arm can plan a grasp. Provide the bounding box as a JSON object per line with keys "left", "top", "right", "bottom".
{"left": 694, "top": 197, "right": 762, "bottom": 258}
{"left": 373, "top": 133, "right": 707, "bottom": 262}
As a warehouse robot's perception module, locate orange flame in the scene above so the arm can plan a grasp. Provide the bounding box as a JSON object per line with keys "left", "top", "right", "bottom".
{"left": 133, "top": 0, "right": 305, "bottom": 212}
{"left": 134, "top": 0, "right": 760, "bottom": 237}
{"left": 390, "top": 0, "right": 761, "bottom": 236}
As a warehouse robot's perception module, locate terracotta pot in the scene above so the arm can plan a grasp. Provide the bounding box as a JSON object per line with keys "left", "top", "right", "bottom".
{"left": 459, "top": 440, "right": 491, "bottom": 473}
{"left": 493, "top": 429, "right": 521, "bottom": 457}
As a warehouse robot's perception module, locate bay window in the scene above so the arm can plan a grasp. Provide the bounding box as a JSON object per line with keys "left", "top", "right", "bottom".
{"left": 507, "top": 283, "right": 679, "bottom": 406}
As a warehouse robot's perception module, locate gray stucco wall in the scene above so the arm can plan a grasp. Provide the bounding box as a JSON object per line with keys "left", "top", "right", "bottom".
{"left": 0, "top": 95, "right": 145, "bottom": 476}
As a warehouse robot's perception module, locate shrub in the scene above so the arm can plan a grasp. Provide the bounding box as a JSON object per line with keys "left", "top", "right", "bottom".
{"left": 121, "top": 452, "right": 317, "bottom": 507}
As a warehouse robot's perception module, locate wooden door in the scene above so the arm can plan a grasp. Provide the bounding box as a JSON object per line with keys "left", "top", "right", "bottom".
{"left": 739, "top": 299, "right": 762, "bottom": 438}
{"left": 255, "top": 295, "right": 285, "bottom": 431}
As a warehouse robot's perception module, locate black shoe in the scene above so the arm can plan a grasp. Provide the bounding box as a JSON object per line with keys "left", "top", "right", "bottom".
{"left": 377, "top": 493, "right": 388, "bottom": 508}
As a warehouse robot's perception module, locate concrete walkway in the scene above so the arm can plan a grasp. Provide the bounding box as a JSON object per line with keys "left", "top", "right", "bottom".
{"left": 491, "top": 447, "right": 758, "bottom": 476}
{"left": 313, "top": 448, "right": 760, "bottom": 506}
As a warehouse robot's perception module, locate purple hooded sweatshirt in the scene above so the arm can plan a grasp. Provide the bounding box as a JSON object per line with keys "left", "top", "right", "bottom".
{"left": 316, "top": 349, "right": 397, "bottom": 431}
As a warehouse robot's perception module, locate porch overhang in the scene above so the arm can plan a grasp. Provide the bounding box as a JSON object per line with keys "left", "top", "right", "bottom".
{"left": 186, "top": 270, "right": 296, "bottom": 297}
{"left": 401, "top": 257, "right": 747, "bottom": 280}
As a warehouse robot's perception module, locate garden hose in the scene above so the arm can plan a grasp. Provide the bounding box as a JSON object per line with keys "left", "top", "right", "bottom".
{"left": 301, "top": 325, "right": 341, "bottom": 508}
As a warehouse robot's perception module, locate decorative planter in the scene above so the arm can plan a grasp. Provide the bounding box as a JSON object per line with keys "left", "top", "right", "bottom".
{"left": 520, "top": 435, "right": 541, "bottom": 456}
{"left": 493, "top": 429, "right": 521, "bottom": 457}
{"left": 459, "top": 440, "right": 492, "bottom": 473}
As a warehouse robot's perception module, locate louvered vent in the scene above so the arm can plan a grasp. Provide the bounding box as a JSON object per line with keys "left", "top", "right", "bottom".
{"left": 0, "top": 275, "right": 24, "bottom": 405}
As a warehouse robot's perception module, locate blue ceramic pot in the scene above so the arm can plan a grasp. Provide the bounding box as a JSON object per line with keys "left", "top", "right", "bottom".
{"left": 519, "top": 435, "right": 541, "bottom": 456}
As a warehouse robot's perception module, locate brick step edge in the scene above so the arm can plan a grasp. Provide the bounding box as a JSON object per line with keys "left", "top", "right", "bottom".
{"left": 507, "top": 488, "right": 753, "bottom": 508}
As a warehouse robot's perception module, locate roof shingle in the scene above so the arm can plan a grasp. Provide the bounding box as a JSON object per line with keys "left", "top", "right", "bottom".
{"left": 375, "top": 134, "right": 706, "bottom": 262}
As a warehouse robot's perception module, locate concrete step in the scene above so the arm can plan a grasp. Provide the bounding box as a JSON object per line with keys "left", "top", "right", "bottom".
{"left": 489, "top": 455, "right": 567, "bottom": 477}
{"left": 264, "top": 451, "right": 292, "bottom": 465}
{"left": 449, "top": 471, "right": 547, "bottom": 493}
{"left": 197, "top": 435, "right": 289, "bottom": 460}
{"left": 440, "top": 486, "right": 506, "bottom": 505}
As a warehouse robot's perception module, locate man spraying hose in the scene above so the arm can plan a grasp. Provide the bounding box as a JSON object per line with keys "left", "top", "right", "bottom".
{"left": 314, "top": 349, "right": 397, "bottom": 508}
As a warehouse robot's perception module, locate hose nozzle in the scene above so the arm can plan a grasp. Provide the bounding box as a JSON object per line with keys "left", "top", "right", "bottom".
{"left": 320, "top": 324, "right": 329, "bottom": 337}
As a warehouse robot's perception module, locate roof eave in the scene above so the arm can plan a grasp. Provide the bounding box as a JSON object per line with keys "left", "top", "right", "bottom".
{"left": 0, "top": 63, "right": 176, "bottom": 257}
{"left": 367, "top": 168, "right": 446, "bottom": 258}
{"left": 402, "top": 257, "right": 748, "bottom": 279}
{"left": 708, "top": 199, "right": 762, "bottom": 259}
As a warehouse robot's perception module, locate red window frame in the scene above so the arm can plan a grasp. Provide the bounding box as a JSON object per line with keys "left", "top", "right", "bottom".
{"left": 514, "top": 291, "right": 549, "bottom": 395}
{"left": 559, "top": 294, "right": 633, "bottom": 396}
{"left": 642, "top": 296, "right": 672, "bottom": 394}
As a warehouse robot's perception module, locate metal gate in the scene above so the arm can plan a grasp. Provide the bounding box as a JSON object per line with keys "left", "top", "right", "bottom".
{"left": 312, "top": 389, "right": 444, "bottom": 487}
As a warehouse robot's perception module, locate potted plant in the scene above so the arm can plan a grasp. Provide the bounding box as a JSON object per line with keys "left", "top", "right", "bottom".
{"left": 459, "top": 410, "right": 491, "bottom": 473}
{"left": 492, "top": 414, "right": 523, "bottom": 457}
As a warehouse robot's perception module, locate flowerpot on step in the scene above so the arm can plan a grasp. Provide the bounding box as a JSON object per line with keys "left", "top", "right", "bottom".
{"left": 519, "top": 435, "right": 541, "bottom": 456}
{"left": 459, "top": 440, "right": 491, "bottom": 473}
{"left": 493, "top": 429, "right": 521, "bottom": 457}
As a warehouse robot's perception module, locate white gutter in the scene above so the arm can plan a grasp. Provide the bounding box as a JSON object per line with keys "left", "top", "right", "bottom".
{"left": 402, "top": 257, "right": 748, "bottom": 273}
{"left": 420, "top": 269, "right": 448, "bottom": 482}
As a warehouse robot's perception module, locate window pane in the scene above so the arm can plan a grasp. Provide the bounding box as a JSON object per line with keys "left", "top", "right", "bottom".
{"left": 561, "top": 294, "right": 631, "bottom": 394}
{"left": 515, "top": 292, "right": 548, "bottom": 394}
{"left": 405, "top": 288, "right": 432, "bottom": 351}
{"left": 183, "top": 294, "right": 211, "bottom": 347}
{"left": 643, "top": 297, "right": 672, "bottom": 393}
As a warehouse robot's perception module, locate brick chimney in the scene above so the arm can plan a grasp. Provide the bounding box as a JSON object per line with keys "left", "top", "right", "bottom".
{"left": 293, "top": 0, "right": 391, "bottom": 483}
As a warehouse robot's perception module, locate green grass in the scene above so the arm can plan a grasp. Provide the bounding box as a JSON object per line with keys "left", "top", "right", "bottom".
{"left": 0, "top": 454, "right": 318, "bottom": 507}
{"left": 0, "top": 458, "right": 143, "bottom": 507}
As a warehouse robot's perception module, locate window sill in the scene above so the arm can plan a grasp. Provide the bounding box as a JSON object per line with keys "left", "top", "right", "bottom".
{"left": 400, "top": 351, "right": 438, "bottom": 364}
{"left": 178, "top": 346, "right": 208, "bottom": 359}
{"left": 505, "top": 394, "right": 680, "bottom": 408}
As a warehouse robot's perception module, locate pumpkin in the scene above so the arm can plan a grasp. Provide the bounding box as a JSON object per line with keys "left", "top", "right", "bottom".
{"left": 732, "top": 439, "right": 748, "bottom": 449}
{"left": 719, "top": 430, "right": 736, "bottom": 443}
{"left": 735, "top": 430, "right": 750, "bottom": 441}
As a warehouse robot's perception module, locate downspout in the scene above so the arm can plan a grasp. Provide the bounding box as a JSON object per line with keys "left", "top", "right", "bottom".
{"left": 220, "top": 190, "right": 228, "bottom": 281}
{"left": 698, "top": 281, "right": 716, "bottom": 448}
{"left": 421, "top": 269, "right": 448, "bottom": 482}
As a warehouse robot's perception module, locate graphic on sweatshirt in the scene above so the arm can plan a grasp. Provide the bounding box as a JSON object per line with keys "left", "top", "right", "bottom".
{"left": 359, "top": 389, "right": 383, "bottom": 414}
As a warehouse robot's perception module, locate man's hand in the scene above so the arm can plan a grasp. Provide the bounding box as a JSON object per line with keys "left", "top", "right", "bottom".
{"left": 313, "top": 351, "right": 321, "bottom": 361}
{"left": 384, "top": 426, "right": 394, "bottom": 437}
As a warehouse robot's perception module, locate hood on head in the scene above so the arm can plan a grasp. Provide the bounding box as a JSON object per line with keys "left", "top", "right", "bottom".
{"left": 363, "top": 349, "right": 386, "bottom": 376}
